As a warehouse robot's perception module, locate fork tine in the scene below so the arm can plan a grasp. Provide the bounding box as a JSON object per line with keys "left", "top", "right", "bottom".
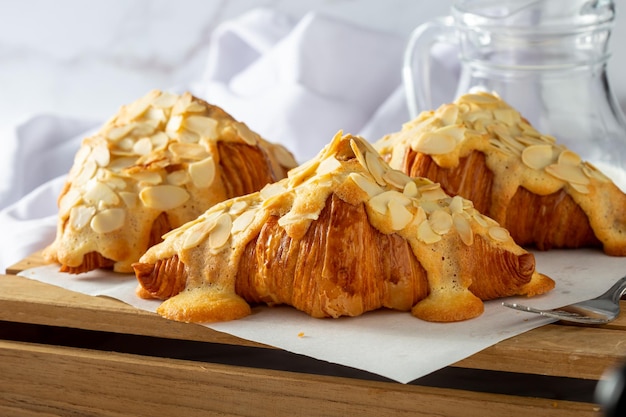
{"left": 502, "top": 302, "right": 610, "bottom": 324}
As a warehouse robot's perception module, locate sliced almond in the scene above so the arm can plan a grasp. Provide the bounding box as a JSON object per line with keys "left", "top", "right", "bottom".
{"left": 169, "top": 142, "right": 209, "bottom": 160}
{"left": 231, "top": 209, "right": 257, "bottom": 234}
{"left": 414, "top": 131, "right": 457, "bottom": 155}
{"left": 235, "top": 123, "right": 258, "bottom": 145}
{"left": 365, "top": 151, "right": 386, "bottom": 186}
{"left": 383, "top": 169, "right": 411, "bottom": 190}
{"left": 165, "top": 115, "right": 183, "bottom": 135}
{"left": 545, "top": 163, "right": 590, "bottom": 185}
{"left": 133, "top": 137, "right": 153, "bottom": 156}
{"left": 388, "top": 198, "right": 413, "bottom": 231}
{"left": 453, "top": 212, "right": 473, "bottom": 246}
{"left": 92, "top": 142, "right": 111, "bottom": 167}
{"left": 59, "top": 188, "right": 82, "bottom": 218}
{"left": 368, "top": 191, "right": 410, "bottom": 215}
{"left": 208, "top": 213, "right": 233, "bottom": 250}
{"left": 417, "top": 219, "right": 442, "bottom": 244}
{"left": 435, "top": 125, "right": 465, "bottom": 142}
{"left": 183, "top": 218, "right": 217, "bottom": 250}
{"left": 144, "top": 108, "right": 166, "bottom": 123}
{"left": 403, "top": 181, "right": 419, "bottom": 198}
{"left": 134, "top": 171, "right": 163, "bottom": 185}
{"left": 184, "top": 116, "right": 218, "bottom": 139}
{"left": 437, "top": 104, "right": 459, "bottom": 126}
{"left": 349, "top": 173, "right": 383, "bottom": 198}
{"left": 106, "top": 124, "right": 134, "bottom": 142}
{"left": 83, "top": 181, "right": 119, "bottom": 206}
{"left": 260, "top": 182, "right": 288, "bottom": 200}
{"left": 229, "top": 200, "right": 249, "bottom": 215}
{"left": 428, "top": 210, "right": 453, "bottom": 235}
{"left": 139, "top": 185, "right": 189, "bottom": 210}
{"left": 166, "top": 170, "right": 190, "bottom": 186}
{"left": 582, "top": 162, "right": 610, "bottom": 183}
{"left": 419, "top": 183, "right": 448, "bottom": 201}
{"left": 557, "top": 149, "right": 582, "bottom": 166}
{"left": 73, "top": 160, "right": 97, "bottom": 186}
{"left": 488, "top": 226, "right": 510, "bottom": 242}
{"left": 449, "top": 195, "right": 464, "bottom": 214}
{"left": 150, "top": 132, "right": 169, "bottom": 150}
{"left": 521, "top": 144, "right": 555, "bottom": 170}
{"left": 69, "top": 205, "right": 96, "bottom": 231}
{"left": 350, "top": 139, "right": 368, "bottom": 171}
{"left": 316, "top": 156, "right": 342, "bottom": 176}
{"left": 151, "top": 91, "right": 179, "bottom": 109}
{"left": 492, "top": 109, "right": 518, "bottom": 126}
{"left": 90, "top": 208, "right": 125, "bottom": 234}
{"left": 189, "top": 157, "right": 216, "bottom": 188}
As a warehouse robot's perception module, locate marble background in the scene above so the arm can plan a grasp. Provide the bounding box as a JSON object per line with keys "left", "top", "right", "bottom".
{"left": 1, "top": 0, "right": 625, "bottom": 130}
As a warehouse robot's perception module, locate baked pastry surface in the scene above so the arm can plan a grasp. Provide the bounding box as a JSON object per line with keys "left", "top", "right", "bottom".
{"left": 134, "top": 132, "right": 554, "bottom": 323}
{"left": 44, "top": 90, "right": 297, "bottom": 273}
{"left": 375, "top": 92, "right": 626, "bottom": 256}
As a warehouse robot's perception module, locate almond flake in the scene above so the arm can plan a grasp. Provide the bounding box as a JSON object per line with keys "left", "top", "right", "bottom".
{"left": 166, "top": 170, "right": 189, "bottom": 186}
{"left": 383, "top": 169, "right": 411, "bottom": 190}
{"left": 349, "top": 173, "right": 383, "bottom": 198}
{"left": 83, "top": 181, "right": 119, "bottom": 206}
{"left": 453, "top": 212, "right": 473, "bottom": 245}
{"left": 73, "top": 160, "right": 97, "bottom": 186}
{"left": 189, "top": 157, "right": 216, "bottom": 188}
{"left": 414, "top": 131, "right": 457, "bottom": 155}
{"left": 557, "top": 149, "right": 582, "bottom": 166}
{"left": 429, "top": 210, "right": 453, "bottom": 235}
{"left": 316, "top": 156, "right": 342, "bottom": 176}
{"left": 403, "top": 181, "right": 419, "bottom": 198}
{"left": 229, "top": 200, "right": 249, "bottom": 215}
{"left": 231, "top": 209, "right": 257, "bottom": 234}
{"left": 106, "top": 125, "right": 134, "bottom": 142}
{"left": 183, "top": 219, "right": 217, "bottom": 250}
{"left": 151, "top": 92, "right": 178, "bottom": 109}
{"left": 165, "top": 115, "right": 183, "bottom": 135}
{"left": 417, "top": 220, "right": 442, "bottom": 244}
{"left": 169, "top": 142, "right": 209, "bottom": 160}
{"left": 119, "top": 191, "right": 138, "bottom": 208}
{"left": 134, "top": 171, "right": 163, "bottom": 185}
{"left": 70, "top": 205, "right": 96, "bottom": 231}
{"left": 350, "top": 139, "right": 368, "bottom": 171}
{"left": 582, "top": 162, "right": 610, "bottom": 183}
{"left": 260, "top": 182, "right": 288, "bottom": 200}
{"left": 90, "top": 208, "right": 126, "bottom": 234}
{"left": 184, "top": 116, "right": 218, "bottom": 139}
{"left": 488, "top": 226, "right": 510, "bottom": 242}
{"left": 92, "top": 143, "right": 111, "bottom": 167}
{"left": 545, "top": 163, "right": 590, "bottom": 185}
{"left": 150, "top": 132, "right": 169, "bottom": 150}
{"left": 140, "top": 185, "right": 190, "bottom": 210}
{"left": 365, "top": 151, "right": 386, "bottom": 186}
{"left": 178, "top": 129, "right": 200, "bottom": 143}
{"left": 133, "top": 137, "right": 153, "bottom": 156}
{"left": 144, "top": 108, "right": 166, "bottom": 123}
{"left": 388, "top": 198, "right": 413, "bottom": 231}
{"left": 492, "top": 109, "right": 517, "bottom": 126}
{"left": 59, "top": 189, "right": 82, "bottom": 217}
{"left": 437, "top": 104, "right": 459, "bottom": 126}
{"left": 521, "top": 144, "right": 555, "bottom": 170}
{"left": 420, "top": 184, "right": 448, "bottom": 201}
{"left": 235, "top": 123, "right": 258, "bottom": 145}
{"left": 449, "top": 195, "right": 464, "bottom": 214}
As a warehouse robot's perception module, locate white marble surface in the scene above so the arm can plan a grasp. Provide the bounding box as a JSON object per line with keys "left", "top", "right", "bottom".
{"left": 0, "top": 0, "right": 452, "bottom": 127}
{"left": 3, "top": 0, "right": 624, "bottom": 129}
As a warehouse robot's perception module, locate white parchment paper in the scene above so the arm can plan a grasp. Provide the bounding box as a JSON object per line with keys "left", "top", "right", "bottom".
{"left": 18, "top": 249, "right": 626, "bottom": 383}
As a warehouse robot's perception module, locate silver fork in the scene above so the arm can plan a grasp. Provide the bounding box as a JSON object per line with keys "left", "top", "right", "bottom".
{"left": 502, "top": 275, "right": 626, "bottom": 324}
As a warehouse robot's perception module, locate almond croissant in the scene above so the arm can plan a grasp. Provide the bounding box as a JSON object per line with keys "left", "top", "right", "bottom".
{"left": 43, "top": 90, "right": 297, "bottom": 274}
{"left": 375, "top": 92, "right": 626, "bottom": 256}
{"left": 133, "top": 132, "right": 554, "bottom": 323}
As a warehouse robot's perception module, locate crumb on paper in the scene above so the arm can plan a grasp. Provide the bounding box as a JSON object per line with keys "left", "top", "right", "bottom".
{"left": 297, "top": 332, "right": 305, "bottom": 338}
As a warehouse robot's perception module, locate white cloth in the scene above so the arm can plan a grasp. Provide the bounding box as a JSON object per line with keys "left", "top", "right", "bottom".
{"left": 0, "top": 8, "right": 441, "bottom": 271}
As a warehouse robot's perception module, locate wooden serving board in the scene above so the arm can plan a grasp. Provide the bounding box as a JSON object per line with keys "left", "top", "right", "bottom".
{"left": 1, "top": 254, "right": 625, "bottom": 417}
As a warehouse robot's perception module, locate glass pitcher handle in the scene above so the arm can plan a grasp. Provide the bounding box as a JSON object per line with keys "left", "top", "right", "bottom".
{"left": 403, "top": 16, "right": 457, "bottom": 118}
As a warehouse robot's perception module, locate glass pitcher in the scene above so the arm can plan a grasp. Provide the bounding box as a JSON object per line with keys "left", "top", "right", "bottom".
{"left": 403, "top": 0, "right": 626, "bottom": 188}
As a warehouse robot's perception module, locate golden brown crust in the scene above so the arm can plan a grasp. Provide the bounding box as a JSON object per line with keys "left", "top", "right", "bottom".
{"left": 236, "top": 194, "right": 430, "bottom": 318}
{"left": 405, "top": 150, "right": 602, "bottom": 251}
